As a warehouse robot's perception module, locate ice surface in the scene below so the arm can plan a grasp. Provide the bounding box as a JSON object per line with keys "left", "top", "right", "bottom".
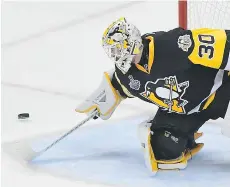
{"left": 1, "top": 84, "right": 155, "bottom": 187}
{"left": 28, "top": 121, "right": 230, "bottom": 187}
{"left": 2, "top": 86, "right": 230, "bottom": 187}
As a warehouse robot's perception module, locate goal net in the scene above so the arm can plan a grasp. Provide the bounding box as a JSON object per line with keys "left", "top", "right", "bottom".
{"left": 179, "top": 0, "right": 230, "bottom": 29}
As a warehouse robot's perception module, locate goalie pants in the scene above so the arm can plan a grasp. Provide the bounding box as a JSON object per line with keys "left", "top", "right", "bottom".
{"left": 149, "top": 73, "right": 230, "bottom": 160}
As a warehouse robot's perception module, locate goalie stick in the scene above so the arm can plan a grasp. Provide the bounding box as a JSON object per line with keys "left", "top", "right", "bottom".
{"left": 3, "top": 110, "right": 99, "bottom": 162}
{"left": 31, "top": 110, "right": 99, "bottom": 161}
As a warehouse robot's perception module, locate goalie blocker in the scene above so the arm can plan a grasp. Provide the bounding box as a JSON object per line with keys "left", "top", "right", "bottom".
{"left": 75, "top": 70, "right": 123, "bottom": 120}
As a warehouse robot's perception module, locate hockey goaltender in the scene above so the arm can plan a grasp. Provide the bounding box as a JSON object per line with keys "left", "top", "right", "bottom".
{"left": 76, "top": 17, "right": 230, "bottom": 175}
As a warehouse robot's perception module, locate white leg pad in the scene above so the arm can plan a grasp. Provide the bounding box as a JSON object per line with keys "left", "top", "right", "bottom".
{"left": 137, "top": 118, "right": 189, "bottom": 175}
{"left": 137, "top": 120, "right": 157, "bottom": 176}
{"left": 137, "top": 120, "right": 152, "bottom": 148}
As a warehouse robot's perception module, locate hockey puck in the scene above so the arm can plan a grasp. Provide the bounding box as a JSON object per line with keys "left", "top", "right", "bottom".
{"left": 18, "top": 113, "right": 30, "bottom": 119}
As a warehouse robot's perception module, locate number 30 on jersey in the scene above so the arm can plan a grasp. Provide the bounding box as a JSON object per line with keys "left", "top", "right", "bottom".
{"left": 188, "top": 29, "right": 227, "bottom": 69}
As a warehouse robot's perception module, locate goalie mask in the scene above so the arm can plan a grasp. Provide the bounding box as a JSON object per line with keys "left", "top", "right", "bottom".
{"left": 102, "top": 17, "right": 143, "bottom": 74}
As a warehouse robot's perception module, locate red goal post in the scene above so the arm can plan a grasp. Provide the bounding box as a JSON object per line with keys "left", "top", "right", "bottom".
{"left": 178, "top": 0, "right": 230, "bottom": 30}
{"left": 179, "top": 0, "right": 187, "bottom": 29}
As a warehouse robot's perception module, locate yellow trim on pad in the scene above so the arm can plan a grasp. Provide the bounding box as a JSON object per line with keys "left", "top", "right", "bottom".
{"left": 203, "top": 92, "right": 216, "bottom": 110}
{"left": 75, "top": 72, "right": 121, "bottom": 116}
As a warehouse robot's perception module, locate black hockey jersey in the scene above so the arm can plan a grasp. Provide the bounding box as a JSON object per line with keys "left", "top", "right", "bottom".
{"left": 112, "top": 27, "right": 230, "bottom": 115}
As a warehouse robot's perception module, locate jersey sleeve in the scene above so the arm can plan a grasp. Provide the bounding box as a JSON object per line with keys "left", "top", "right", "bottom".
{"left": 188, "top": 29, "right": 230, "bottom": 71}
{"left": 111, "top": 72, "right": 134, "bottom": 98}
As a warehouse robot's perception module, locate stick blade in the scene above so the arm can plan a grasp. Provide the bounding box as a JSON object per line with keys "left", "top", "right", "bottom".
{"left": 2, "top": 140, "right": 39, "bottom": 163}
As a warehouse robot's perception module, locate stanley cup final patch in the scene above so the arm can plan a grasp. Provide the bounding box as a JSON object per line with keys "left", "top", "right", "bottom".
{"left": 128, "top": 75, "right": 140, "bottom": 90}
{"left": 178, "top": 34, "right": 192, "bottom": 52}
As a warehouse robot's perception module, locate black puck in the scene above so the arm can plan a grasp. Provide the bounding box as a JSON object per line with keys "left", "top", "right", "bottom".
{"left": 18, "top": 113, "right": 30, "bottom": 119}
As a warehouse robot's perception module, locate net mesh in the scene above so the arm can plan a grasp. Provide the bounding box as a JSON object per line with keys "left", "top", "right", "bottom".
{"left": 187, "top": 0, "right": 230, "bottom": 29}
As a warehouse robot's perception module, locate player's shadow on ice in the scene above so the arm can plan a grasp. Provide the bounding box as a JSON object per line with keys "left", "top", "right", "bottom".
{"left": 187, "top": 151, "right": 230, "bottom": 173}
{"left": 31, "top": 149, "right": 230, "bottom": 174}
{"left": 31, "top": 150, "right": 144, "bottom": 166}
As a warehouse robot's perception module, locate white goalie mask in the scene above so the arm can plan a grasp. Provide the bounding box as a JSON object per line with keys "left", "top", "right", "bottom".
{"left": 102, "top": 17, "right": 143, "bottom": 74}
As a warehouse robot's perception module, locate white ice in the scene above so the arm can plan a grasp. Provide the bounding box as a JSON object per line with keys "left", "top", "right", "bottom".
{"left": 2, "top": 84, "right": 230, "bottom": 187}
{"left": 2, "top": 2, "right": 230, "bottom": 187}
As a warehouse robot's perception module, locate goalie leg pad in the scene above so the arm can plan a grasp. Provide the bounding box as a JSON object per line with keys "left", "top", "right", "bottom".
{"left": 137, "top": 121, "right": 204, "bottom": 175}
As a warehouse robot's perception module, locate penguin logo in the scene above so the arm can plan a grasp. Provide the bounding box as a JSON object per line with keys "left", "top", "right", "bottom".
{"left": 140, "top": 76, "right": 189, "bottom": 114}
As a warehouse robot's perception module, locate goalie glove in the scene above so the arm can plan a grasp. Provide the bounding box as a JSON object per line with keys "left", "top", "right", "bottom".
{"left": 75, "top": 70, "right": 123, "bottom": 120}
